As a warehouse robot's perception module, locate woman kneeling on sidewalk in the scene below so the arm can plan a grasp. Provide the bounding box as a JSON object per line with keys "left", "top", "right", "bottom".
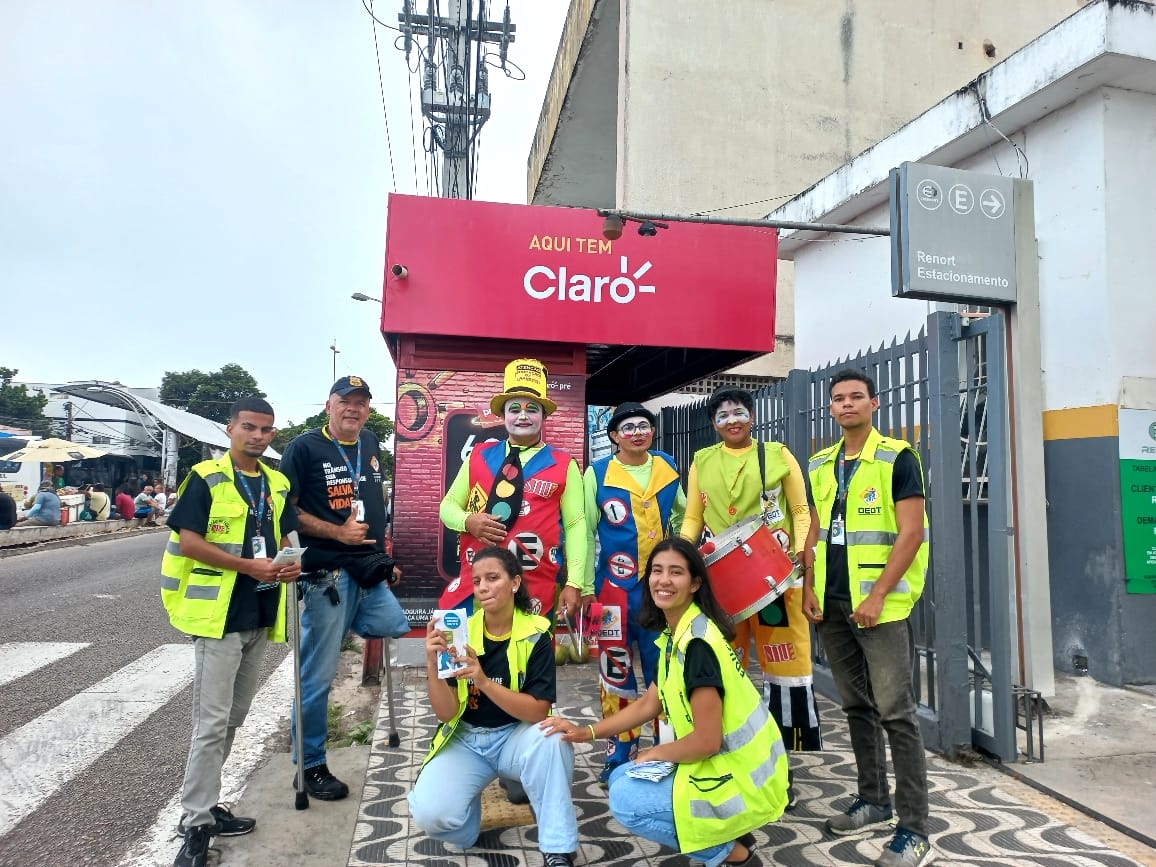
{"left": 541, "top": 537, "right": 789, "bottom": 867}
{"left": 407, "top": 546, "right": 579, "bottom": 867}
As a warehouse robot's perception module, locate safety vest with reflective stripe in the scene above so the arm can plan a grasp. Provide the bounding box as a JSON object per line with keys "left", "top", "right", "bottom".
{"left": 808, "top": 427, "right": 929, "bottom": 624}
{"left": 658, "top": 604, "right": 788, "bottom": 852}
{"left": 160, "top": 457, "right": 290, "bottom": 641}
{"left": 419, "top": 607, "right": 552, "bottom": 772}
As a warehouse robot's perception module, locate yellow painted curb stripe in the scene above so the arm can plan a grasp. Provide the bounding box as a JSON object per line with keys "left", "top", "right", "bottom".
{"left": 1042, "top": 405, "right": 1118, "bottom": 441}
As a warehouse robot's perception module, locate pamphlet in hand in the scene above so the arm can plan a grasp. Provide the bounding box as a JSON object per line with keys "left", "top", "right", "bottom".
{"left": 626, "top": 760, "right": 676, "bottom": 781}
{"left": 433, "top": 608, "right": 470, "bottom": 679}
{"left": 271, "top": 547, "right": 307, "bottom": 568}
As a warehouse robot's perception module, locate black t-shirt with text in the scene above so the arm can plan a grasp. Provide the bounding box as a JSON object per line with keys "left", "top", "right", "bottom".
{"left": 280, "top": 427, "right": 387, "bottom": 556}
{"left": 167, "top": 467, "right": 298, "bottom": 633}
{"left": 458, "top": 629, "right": 556, "bottom": 728}
{"left": 820, "top": 447, "right": 924, "bottom": 602}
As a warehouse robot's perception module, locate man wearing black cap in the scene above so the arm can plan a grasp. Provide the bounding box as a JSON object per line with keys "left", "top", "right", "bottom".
{"left": 280, "top": 376, "right": 410, "bottom": 800}
{"left": 584, "top": 401, "right": 686, "bottom": 783}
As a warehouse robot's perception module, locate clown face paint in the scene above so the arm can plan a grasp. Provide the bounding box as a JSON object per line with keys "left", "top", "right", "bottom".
{"left": 713, "top": 400, "right": 753, "bottom": 448}
{"left": 505, "top": 399, "right": 544, "bottom": 445}
{"left": 609, "top": 415, "right": 653, "bottom": 464}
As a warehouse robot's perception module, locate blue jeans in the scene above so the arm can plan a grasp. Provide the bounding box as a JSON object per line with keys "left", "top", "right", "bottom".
{"left": 607, "top": 764, "right": 736, "bottom": 867}
{"left": 408, "top": 721, "right": 578, "bottom": 855}
{"left": 291, "top": 568, "right": 410, "bottom": 769}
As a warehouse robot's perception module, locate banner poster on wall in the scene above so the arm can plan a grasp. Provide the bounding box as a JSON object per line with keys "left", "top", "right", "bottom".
{"left": 1119, "top": 408, "right": 1156, "bottom": 594}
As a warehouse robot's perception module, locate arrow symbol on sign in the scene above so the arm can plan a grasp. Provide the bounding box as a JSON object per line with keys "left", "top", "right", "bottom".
{"left": 980, "top": 190, "right": 1005, "bottom": 218}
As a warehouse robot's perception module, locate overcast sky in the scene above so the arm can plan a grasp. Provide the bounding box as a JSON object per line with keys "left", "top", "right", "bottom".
{"left": 0, "top": 1, "right": 568, "bottom": 424}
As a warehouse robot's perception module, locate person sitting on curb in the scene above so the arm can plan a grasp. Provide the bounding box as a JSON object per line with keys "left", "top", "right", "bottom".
{"left": 408, "top": 546, "right": 579, "bottom": 867}
{"left": 19, "top": 481, "right": 62, "bottom": 526}
{"left": 541, "top": 537, "right": 789, "bottom": 867}
{"left": 134, "top": 484, "right": 162, "bottom": 525}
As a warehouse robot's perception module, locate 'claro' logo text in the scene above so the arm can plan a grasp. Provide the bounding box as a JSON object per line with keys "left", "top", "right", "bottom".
{"left": 524, "top": 256, "right": 655, "bottom": 304}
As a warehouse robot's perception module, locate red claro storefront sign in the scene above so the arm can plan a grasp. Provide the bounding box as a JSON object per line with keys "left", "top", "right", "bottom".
{"left": 382, "top": 194, "right": 777, "bottom": 352}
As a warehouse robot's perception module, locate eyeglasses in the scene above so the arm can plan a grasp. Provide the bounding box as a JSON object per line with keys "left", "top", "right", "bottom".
{"left": 617, "top": 421, "right": 653, "bottom": 436}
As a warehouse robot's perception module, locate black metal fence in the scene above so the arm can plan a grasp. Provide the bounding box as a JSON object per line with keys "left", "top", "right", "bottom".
{"left": 656, "top": 314, "right": 1011, "bottom": 759}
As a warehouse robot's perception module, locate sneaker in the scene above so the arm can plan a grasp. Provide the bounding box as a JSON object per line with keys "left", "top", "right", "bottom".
{"left": 874, "top": 828, "right": 932, "bottom": 866}
{"left": 542, "top": 853, "right": 574, "bottom": 867}
{"left": 177, "top": 803, "right": 255, "bottom": 837}
{"left": 499, "top": 777, "right": 530, "bottom": 805}
{"left": 737, "top": 832, "right": 757, "bottom": 849}
{"left": 785, "top": 781, "right": 799, "bottom": 811}
{"left": 292, "top": 763, "right": 349, "bottom": 800}
{"left": 724, "top": 849, "right": 764, "bottom": 866}
{"left": 173, "top": 824, "right": 212, "bottom": 867}
{"left": 824, "top": 796, "right": 894, "bottom": 836}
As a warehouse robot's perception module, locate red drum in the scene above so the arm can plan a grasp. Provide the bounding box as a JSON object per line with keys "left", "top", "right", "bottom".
{"left": 700, "top": 517, "right": 800, "bottom": 622}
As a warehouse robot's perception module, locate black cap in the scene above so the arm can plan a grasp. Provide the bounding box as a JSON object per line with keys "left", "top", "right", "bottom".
{"left": 607, "top": 401, "right": 657, "bottom": 433}
{"left": 330, "top": 375, "right": 373, "bottom": 398}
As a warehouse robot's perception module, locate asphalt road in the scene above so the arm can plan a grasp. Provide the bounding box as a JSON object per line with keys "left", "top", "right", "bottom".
{"left": 0, "top": 531, "right": 288, "bottom": 867}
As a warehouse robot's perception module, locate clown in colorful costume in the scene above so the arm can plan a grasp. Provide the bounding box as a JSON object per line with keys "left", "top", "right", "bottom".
{"left": 681, "top": 387, "right": 818, "bottom": 808}
{"left": 439, "top": 358, "right": 589, "bottom": 624}
{"left": 583, "top": 401, "right": 686, "bottom": 782}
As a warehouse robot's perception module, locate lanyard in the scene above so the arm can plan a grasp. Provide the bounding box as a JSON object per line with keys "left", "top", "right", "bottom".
{"left": 836, "top": 446, "right": 859, "bottom": 509}
{"left": 234, "top": 468, "right": 267, "bottom": 528}
{"left": 332, "top": 436, "right": 362, "bottom": 498}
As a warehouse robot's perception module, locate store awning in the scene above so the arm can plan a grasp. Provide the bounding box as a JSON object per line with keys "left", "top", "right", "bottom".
{"left": 53, "top": 382, "right": 281, "bottom": 460}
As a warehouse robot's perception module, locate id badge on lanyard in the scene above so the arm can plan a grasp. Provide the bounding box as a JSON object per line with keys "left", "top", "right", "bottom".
{"left": 351, "top": 498, "right": 366, "bottom": 522}
{"left": 830, "top": 517, "right": 846, "bottom": 546}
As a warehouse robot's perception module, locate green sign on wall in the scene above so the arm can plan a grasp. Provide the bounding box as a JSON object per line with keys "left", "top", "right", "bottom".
{"left": 1120, "top": 408, "right": 1156, "bottom": 594}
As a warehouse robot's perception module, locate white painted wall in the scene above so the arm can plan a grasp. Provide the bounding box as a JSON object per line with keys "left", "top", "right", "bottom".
{"left": 793, "top": 204, "right": 925, "bottom": 370}
{"left": 793, "top": 85, "right": 1156, "bottom": 408}
{"left": 1103, "top": 87, "right": 1156, "bottom": 406}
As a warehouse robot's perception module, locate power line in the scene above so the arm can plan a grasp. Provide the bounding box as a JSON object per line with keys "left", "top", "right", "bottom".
{"left": 369, "top": 0, "right": 399, "bottom": 193}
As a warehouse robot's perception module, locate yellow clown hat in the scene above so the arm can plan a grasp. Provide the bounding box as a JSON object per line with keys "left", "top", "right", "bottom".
{"left": 490, "top": 358, "right": 557, "bottom": 416}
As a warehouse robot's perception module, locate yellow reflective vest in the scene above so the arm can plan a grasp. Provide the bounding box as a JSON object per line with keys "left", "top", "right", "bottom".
{"left": 808, "top": 428, "right": 929, "bottom": 624}
{"left": 160, "top": 457, "right": 290, "bottom": 641}
{"left": 419, "top": 607, "right": 552, "bottom": 772}
{"left": 658, "top": 604, "right": 789, "bottom": 852}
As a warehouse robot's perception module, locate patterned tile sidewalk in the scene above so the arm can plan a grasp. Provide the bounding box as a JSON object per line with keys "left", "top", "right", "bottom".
{"left": 349, "top": 665, "right": 1154, "bottom": 867}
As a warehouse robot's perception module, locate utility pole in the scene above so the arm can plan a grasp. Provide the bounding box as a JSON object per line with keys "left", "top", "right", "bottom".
{"left": 399, "top": 0, "right": 515, "bottom": 199}
{"left": 64, "top": 401, "right": 74, "bottom": 440}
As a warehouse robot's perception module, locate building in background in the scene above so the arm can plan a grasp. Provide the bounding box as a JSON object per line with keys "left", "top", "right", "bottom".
{"left": 528, "top": 0, "right": 1083, "bottom": 394}
{"left": 771, "top": 0, "right": 1156, "bottom": 686}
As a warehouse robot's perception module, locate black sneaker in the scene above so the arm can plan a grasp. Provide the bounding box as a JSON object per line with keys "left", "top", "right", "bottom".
{"left": 542, "top": 854, "right": 574, "bottom": 867}
{"left": 292, "top": 763, "right": 349, "bottom": 800}
{"left": 499, "top": 777, "right": 530, "bottom": 805}
{"left": 177, "top": 803, "right": 256, "bottom": 837}
{"left": 174, "top": 824, "right": 212, "bottom": 867}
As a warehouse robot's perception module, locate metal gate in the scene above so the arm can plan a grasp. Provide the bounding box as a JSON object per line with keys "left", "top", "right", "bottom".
{"left": 660, "top": 310, "right": 1023, "bottom": 760}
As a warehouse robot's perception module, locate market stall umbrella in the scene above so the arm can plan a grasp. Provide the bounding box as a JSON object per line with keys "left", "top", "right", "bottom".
{"left": 0, "top": 437, "right": 107, "bottom": 463}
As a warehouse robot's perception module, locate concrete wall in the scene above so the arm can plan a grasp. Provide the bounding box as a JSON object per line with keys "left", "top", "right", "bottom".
{"left": 788, "top": 80, "right": 1156, "bottom": 684}
{"left": 527, "top": 0, "right": 618, "bottom": 210}
{"left": 532, "top": 0, "right": 1081, "bottom": 380}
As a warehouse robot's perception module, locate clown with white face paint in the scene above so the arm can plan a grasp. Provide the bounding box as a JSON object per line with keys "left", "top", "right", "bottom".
{"left": 584, "top": 401, "right": 686, "bottom": 783}
{"left": 681, "top": 386, "right": 819, "bottom": 812}
{"left": 439, "top": 358, "right": 589, "bottom": 629}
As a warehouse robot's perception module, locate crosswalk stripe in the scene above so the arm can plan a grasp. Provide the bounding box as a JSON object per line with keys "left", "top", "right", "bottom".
{"left": 0, "top": 643, "right": 195, "bottom": 837}
{"left": 116, "top": 652, "right": 294, "bottom": 867}
{"left": 0, "top": 642, "right": 90, "bottom": 688}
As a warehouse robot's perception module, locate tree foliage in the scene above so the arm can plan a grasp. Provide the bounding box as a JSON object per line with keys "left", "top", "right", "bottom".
{"left": 159, "top": 363, "right": 266, "bottom": 423}
{"left": 273, "top": 409, "right": 395, "bottom": 479}
{"left": 0, "top": 367, "right": 51, "bottom": 435}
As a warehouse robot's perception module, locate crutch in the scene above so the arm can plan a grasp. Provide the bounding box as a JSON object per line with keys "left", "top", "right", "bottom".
{"left": 290, "top": 570, "right": 309, "bottom": 810}
{"left": 381, "top": 637, "right": 401, "bottom": 747}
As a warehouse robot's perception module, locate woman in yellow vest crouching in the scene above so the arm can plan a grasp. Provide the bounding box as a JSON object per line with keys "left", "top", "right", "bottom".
{"left": 541, "top": 537, "right": 788, "bottom": 867}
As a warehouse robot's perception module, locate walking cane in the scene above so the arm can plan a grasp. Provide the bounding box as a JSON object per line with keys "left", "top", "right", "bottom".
{"left": 382, "top": 637, "right": 400, "bottom": 748}
{"left": 290, "top": 580, "right": 309, "bottom": 810}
